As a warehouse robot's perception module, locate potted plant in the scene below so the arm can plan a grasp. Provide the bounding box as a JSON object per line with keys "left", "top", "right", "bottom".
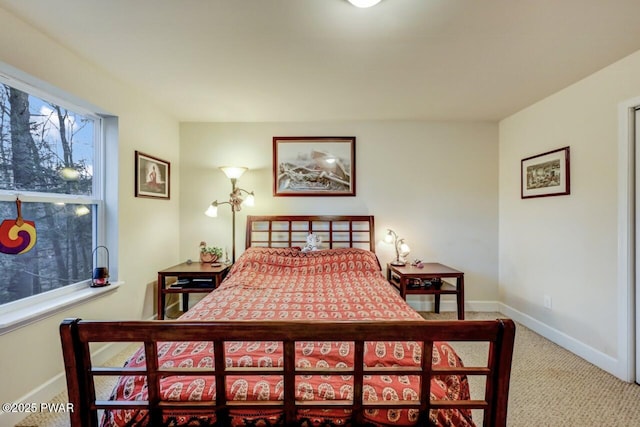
{"left": 199, "top": 241, "right": 223, "bottom": 263}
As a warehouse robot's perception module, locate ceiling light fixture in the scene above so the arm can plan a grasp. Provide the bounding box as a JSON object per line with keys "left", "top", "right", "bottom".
{"left": 347, "top": 0, "right": 382, "bottom": 8}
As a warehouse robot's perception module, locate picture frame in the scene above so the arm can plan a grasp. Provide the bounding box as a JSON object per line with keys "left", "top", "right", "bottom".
{"left": 521, "top": 146, "right": 570, "bottom": 199}
{"left": 135, "top": 151, "right": 170, "bottom": 199}
{"left": 273, "top": 136, "right": 356, "bottom": 196}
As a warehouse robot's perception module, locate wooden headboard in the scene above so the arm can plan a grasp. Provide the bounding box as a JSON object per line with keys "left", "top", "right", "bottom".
{"left": 245, "top": 215, "right": 375, "bottom": 251}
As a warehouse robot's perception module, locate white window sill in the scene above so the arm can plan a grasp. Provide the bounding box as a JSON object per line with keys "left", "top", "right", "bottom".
{"left": 0, "top": 281, "right": 122, "bottom": 336}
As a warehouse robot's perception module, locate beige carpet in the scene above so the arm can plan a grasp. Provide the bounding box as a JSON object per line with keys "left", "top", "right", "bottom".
{"left": 16, "top": 312, "right": 640, "bottom": 426}
{"left": 424, "top": 312, "right": 640, "bottom": 426}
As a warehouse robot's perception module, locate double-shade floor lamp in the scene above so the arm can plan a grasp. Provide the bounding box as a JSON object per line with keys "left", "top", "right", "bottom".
{"left": 204, "top": 167, "right": 255, "bottom": 264}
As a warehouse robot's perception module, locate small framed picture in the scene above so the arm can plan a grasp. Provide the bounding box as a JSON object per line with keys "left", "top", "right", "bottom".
{"left": 521, "top": 146, "right": 570, "bottom": 199}
{"left": 135, "top": 151, "right": 170, "bottom": 199}
{"left": 273, "top": 136, "right": 356, "bottom": 196}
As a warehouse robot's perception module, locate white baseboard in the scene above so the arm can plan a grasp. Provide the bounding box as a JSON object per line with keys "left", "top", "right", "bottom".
{"left": 0, "top": 340, "right": 132, "bottom": 426}
{"left": 3, "top": 300, "right": 628, "bottom": 427}
{"left": 409, "top": 299, "right": 627, "bottom": 381}
{"left": 497, "top": 302, "right": 624, "bottom": 381}
{"left": 0, "top": 315, "right": 157, "bottom": 427}
{"left": 0, "top": 370, "right": 66, "bottom": 426}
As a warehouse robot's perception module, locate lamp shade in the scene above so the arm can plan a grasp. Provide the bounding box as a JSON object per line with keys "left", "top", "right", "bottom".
{"left": 384, "top": 230, "right": 394, "bottom": 244}
{"left": 399, "top": 242, "right": 411, "bottom": 255}
{"left": 204, "top": 203, "right": 218, "bottom": 217}
{"left": 348, "top": 0, "right": 382, "bottom": 8}
{"left": 243, "top": 192, "right": 255, "bottom": 207}
{"left": 220, "top": 166, "right": 247, "bottom": 179}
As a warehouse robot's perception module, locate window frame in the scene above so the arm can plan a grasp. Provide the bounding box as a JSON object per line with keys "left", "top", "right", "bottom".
{"left": 0, "top": 62, "right": 118, "bottom": 334}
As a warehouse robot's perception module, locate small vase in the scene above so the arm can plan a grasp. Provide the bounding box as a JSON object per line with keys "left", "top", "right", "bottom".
{"left": 200, "top": 253, "right": 218, "bottom": 263}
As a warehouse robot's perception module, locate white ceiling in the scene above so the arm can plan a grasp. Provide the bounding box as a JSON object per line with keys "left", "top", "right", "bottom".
{"left": 2, "top": 0, "right": 640, "bottom": 122}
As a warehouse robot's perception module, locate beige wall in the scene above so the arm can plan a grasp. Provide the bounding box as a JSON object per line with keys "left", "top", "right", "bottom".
{"left": 4, "top": 0, "right": 639, "bottom": 414}
{"left": 179, "top": 121, "right": 499, "bottom": 309}
{"left": 499, "top": 49, "right": 640, "bottom": 378}
{"left": 0, "top": 7, "right": 180, "bottom": 422}
{"left": 0, "top": 4, "right": 502, "bottom": 419}
{"left": 3, "top": 0, "right": 640, "bottom": 420}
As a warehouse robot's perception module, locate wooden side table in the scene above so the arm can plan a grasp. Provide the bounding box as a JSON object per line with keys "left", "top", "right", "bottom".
{"left": 157, "top": 262, "right": 230, "bottom": 319}
{"left": 387, "top": 263, "right": 465, "bottom": 320}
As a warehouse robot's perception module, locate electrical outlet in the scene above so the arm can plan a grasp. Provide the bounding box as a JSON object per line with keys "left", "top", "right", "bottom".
{"left": 543, "top": 295, "right": 552, "bottom": 309}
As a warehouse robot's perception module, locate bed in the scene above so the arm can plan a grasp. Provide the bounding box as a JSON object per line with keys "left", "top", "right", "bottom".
{"left": 60, "top": 215, "right": 515, "bottom": 427}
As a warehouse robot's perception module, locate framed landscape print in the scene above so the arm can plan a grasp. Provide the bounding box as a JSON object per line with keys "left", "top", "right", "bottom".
{"left": 521, "top": 146, "right": 570, "bottom": 199}
{"left": 273, "top": 136, "right": 356, "bottom": 196}
{"left": 135, "top": 151, "right": 170, "bottom": 199}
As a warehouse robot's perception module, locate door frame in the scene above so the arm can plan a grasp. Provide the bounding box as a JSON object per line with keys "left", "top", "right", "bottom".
{"left": 618, "top": 97, "right": 639, "bottom": 383}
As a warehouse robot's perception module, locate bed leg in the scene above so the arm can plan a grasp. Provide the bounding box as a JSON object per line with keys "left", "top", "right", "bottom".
{"left": 60, "top": 318, "right": 96, "bottom": 427}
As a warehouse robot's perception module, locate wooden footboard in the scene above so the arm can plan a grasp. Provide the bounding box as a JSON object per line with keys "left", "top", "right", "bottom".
{"left": 60, "top": 318, "right": 515, "bottom": 427}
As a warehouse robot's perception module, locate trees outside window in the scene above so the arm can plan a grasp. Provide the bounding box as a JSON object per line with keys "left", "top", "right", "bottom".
{"left": 0, "top": 81, "right": 101, "bottom": 305}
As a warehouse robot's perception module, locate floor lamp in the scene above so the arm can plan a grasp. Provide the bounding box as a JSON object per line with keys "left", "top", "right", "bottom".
{"left": 204, "top": 166, "right": 255, "bottom": 263}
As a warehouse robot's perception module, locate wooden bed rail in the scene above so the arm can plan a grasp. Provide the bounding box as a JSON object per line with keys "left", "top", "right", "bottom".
{"left": 60, "top": 318, "right": 515, "bottom": 427}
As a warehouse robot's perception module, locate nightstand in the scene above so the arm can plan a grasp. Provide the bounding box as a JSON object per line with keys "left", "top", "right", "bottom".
{"left": 157, "top": 262, "right": 230, "bottom": 319}
{"left": 387, "top": 263, "right": 465, "bottom": 320}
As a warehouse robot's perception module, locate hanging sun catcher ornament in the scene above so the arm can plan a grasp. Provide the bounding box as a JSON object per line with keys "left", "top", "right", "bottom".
{"left": 0, "top": 198, "right": 37, "bottom": 255}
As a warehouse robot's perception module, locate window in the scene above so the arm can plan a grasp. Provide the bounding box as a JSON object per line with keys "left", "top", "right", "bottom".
{"left": 0, "top": 77, "right": 103, "bottom": 307}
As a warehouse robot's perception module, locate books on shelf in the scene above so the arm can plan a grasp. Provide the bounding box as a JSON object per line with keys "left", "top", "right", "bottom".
{"left": 407, "top": 278, "right": 443, "bottom": 289}
{"left": 168, "top": 278, "right": 215, "bottom": 289}
{"left": 170, "top": 278, "right": 191, "bottom": 288}
{"left": 190, "top": 279, "right": 214, "bottom": 288}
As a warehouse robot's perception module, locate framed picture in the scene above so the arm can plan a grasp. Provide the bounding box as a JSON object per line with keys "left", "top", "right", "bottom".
{"left": 135, "top": 151, "right": 170, "bottom": 199}
{"left": 273, "top": 136, "right": 356, "bottom": 196}
{"left": 521, "top": 146, "right": 570, "bottom": 199}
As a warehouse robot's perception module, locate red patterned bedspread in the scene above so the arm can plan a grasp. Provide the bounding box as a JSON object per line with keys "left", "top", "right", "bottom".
{"left": 101, "top": 247, "right": 474, "bottom": 427}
